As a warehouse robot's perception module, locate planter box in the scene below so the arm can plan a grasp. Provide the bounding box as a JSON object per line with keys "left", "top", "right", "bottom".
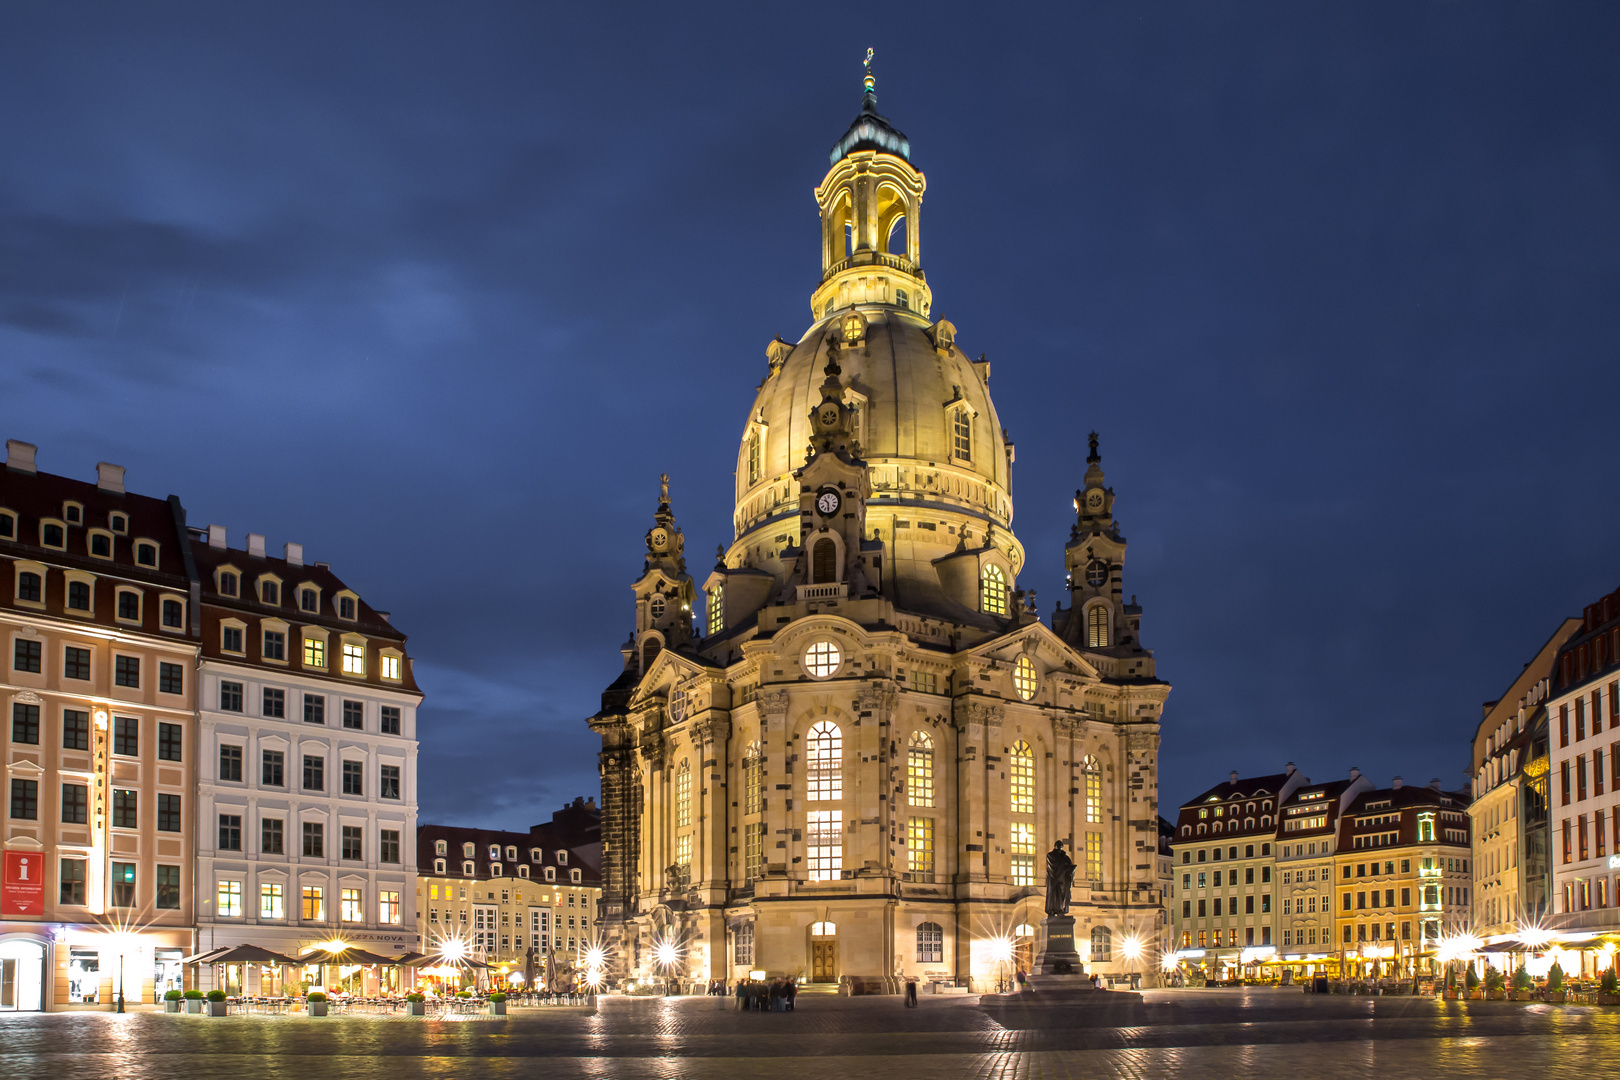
{"left": 207, "top": 1001, "right": 228, "bottom": 1017}
{"left": 308, "top": 1002, "right": 328, "bottom": 1017}
{"left": 1486, "top": 990, "right": 1507, "bottom": 1000}
{"left": 185, "top": 1000, "right": 204, "bottom": 1014}
{"left": 1508, "top": 990, "right": 1535, "bottom": 1001}
{"left": 164, "top": 1001, "right": 181, "bottom": 1013}
{"left": 1544, "top": 991, "right": 1567, "bottom": 1003}
{"left": 488, "top": 1002, "right": 507, "bottom": 1016}
{"left": 1442, "top": 990, "right": 1460, "bottom": 1000}
{"left": 1466, "top": 990, "right": 1484, "bottom": 1000}
{"left": 1598, "top": 993, "right": 1620, "bottom": 1006}
{"left": 406, "top": 1001, "right": 426, "bottom": 1016}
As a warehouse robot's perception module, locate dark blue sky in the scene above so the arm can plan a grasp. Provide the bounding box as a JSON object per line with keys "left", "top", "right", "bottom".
{"left": 4, "top": 3, "right": 1618, "bottom": 825}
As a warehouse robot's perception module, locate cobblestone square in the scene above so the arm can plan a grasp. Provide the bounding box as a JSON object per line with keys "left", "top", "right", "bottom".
{"left": 5, "top": 989, "right": 1619, "bottom": 1079}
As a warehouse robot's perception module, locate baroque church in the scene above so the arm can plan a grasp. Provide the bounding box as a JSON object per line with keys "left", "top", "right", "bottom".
{"left": 589, "top": 67, "right": 1169, "bottom": 991}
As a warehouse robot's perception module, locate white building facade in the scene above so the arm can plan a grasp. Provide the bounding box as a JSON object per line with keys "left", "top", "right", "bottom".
{"left": 191, "top": 529, "right": 421, "bottom": 992}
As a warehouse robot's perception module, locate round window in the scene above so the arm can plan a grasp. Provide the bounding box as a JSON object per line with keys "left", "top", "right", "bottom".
{"left": 1013, "top": 656, "right": 1038, "bottom": 700}
{"left": 804, "top": 641, "right": 842, "bottom": 678}
{"left": 650, "top": 595, "right": 666, "bottom": 619}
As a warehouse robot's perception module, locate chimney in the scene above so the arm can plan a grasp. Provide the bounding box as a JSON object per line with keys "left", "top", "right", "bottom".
{"left": 285, "top": 542, "right": 303, "bottom": 566}
{"left": 1429, "top": 777, "right": 1442, "bottom": 790}
{"left": 1229, "top": 770, "right": 1239, "bottom": 784}
{"left": 1392, "top": 776, "right": 1403, "bottom": 790}
{"left": 1349, "top": 767, "right": 1361, "bottom": 780}
{"left": 207, "top": 524, "right": 227, "bottom": 549}
{"left": 5, "top": 440, "right": 37, "bottom": 474}
{"left": 96, "top": 462, "right": 126, "bottom": 493}
{"left": 246, "top": 533, "right": 266, "bottom": 558}
{"left": 1285, "top": 762, "right": 1296, "bottom": 775}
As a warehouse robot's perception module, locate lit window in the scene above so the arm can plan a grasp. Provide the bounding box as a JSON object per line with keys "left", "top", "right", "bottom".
{"left": 744, "top": 743, "right": 764, "bottom": 815}
{"left": 676, "top": 761, "right": 692, "bottom": 828}
{"left": 907, "top": 732, "right": 934, "bottom": 807}
{"left": 1013, "top": 656, "right": 1037, "bottom": 700}
{"left": 302, "top": 886, "right": 324, "bottom": 921}
{"left": 1083, "top": 756, "right": 1102, "bottom": 823}
{"left": 952, "top": 409, "right": 971, "bottom": 461}
{"left": 1011, "top": 822, "right": 1036, "bottom": 886}
{"left": 261, "top": 883, "right": 284, "bottom": 919}
{"left": 674, "top": 834, "right": 691, "bottom": 880}
{"left": 381, "top": 654, "right": 401, "bottom": 680}
{"left": 908, "top": 817, "right": 935, "bottom": 883}
{"left": 804, "top": 641, "right": 841, "bottom": 678}
{"left": 745, "top": 821, "right": 765, "bottom": 883}
{"left": 981, "top": 565, "right": 1008, "bottom": 616}
{"left": 807, "top": 810, "right": 842, "bottom": 881}
{"left": 1010, "top": 740, "right": 1034, "bottom": 815}
{"left": 342, "top": 642, "right": 365, "bottom": 675}
{"left": 341, "top": 888, "right": 363, "bottom": 923}
{"left": 304, "top": 637, "right": 326, "bottom": 668}
{"left": 217, "top": 880, "right": 242, "bottom": 918}
{"left": 807, "top": 721, "right": 842, "bottom": 801}
{"left": 380, "top": 890, "right": 401, "bottom": 925}
{"left": 708, "top": 584, "right": 725, "bottom": 636}
{"left": 1087, "top": 605, "right": 1110, "bottom": 649}
{"left": 1086, "top": 831, "right": 1103, "bottom": 884}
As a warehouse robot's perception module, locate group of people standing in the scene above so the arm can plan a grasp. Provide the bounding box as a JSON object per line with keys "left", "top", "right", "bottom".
{"left": 733, "top": 977, "right": 797, "bottom": 1011}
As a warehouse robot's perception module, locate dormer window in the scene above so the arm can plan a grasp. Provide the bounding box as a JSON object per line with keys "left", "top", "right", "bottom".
{"left": 259, "top": 577, "right": 281, "bottom": 605}
{"left": 41, "top": 522, "right": 65, "bottom": 549}
{"left": 300, "top": 587, "right": 319, "bottom": 613}
{"left": 463, "top": 842, "right": 475, "bottom": 858}
{"left": 63, "top": 503, "right": 82, "bottom": 525}
{"left": 491, "top": 863, "right": 503, "bottom": 876}
{"left": 544, "top": 866, "right": 556, "bottom": 882}
{"left": 435, "top": 840, "right": 447, "bottom": 856}
{"left": 556, "top": 850, "right": 568, "bottom": 865}
{"left": 434, "top": 858, "right": 446, "bottom": 874}
{"left": 338, "top": 594, "right": 357, "bottom": 620}
{"left": 530, "top": 848, "right": 541, "bottom": 863}
{"left": 952, "top": 409, "right": 971, "bottom": 461}
{"left": 488, "top": 844, "right": 501, "bottom": 860}
{"left": 570, "top": 869, "right": 581, "bottom": 884}
{"left": 89, "top": 532, "right": 113, "bottom": 558}
{"left": 380, "top": 651, "right": 402, "bottom": 681}
{"left": 0, "top": 510, "right": 15, "bottom": 539}
{"left": 135, "top": 541, "right": 157, "bottom": 567}
{"left": 518, "top": 865, "right": 529, "bottom": 878}
{"left": 462, "top": 860, "right": 475, "bottom": 876}
{"left": 109, "top": 513, "right": 127, "bottom": 534}
{"left": 219, "top": 570, "right": 239, "bottom": 597}
{"left": 505, "top": 846, "right": 518, "bottom": 862}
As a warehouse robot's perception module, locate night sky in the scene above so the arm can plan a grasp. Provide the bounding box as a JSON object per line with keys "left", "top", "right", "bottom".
{"left": 4, "top": 3, "right": 1618, "bottom": 827}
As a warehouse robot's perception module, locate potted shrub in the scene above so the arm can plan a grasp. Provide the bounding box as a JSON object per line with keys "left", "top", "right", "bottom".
{"left": 1599, "top": 970, "right": 1619, "bottom": 1006}
{"left": 163, "top": 989, "right": 183, "bottom": 1014}
{"left": 405, "top": 992, "right": 426, "bottom": 1017}
{"left": 1442, "top": 968, "right": 1459, "bottom": 1000}
{"left": 307, "top": 991, "right": 329, "bottom": 1017}
{"left": 488, "top": 991, "right": 507, "bottom": 1016}
{"left": 1509, "top": 967, "right": 1533, "bottom": 1001}
{"left": 1545, "top": 962, "right": 1566, "bottom": 1003}
{"left": 205, "top": 989, "right": 229, "bottom": 1017}
{"left": 1484, "top": 966, "right": 1506, "bottom": 1001}
{"left": 1464, "top": 965, "right": 1482, "bottom": 1000}
{"left": 183, "top": 989, "right": 205, "bottom": 1014}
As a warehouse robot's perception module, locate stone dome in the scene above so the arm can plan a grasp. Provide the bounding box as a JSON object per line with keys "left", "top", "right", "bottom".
{"left": 729, "top": 302, "right": 1024, "bottom": 620}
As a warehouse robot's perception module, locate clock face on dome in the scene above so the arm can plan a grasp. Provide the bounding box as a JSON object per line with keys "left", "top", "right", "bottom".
{"left": 816, "top": 489, "right": 841, "bottom": 516}
{"left": 1085, "top": 559, "right": 1108, "bottom": 587}
{"left": 649, "top": 528, "right": 669, "bottom": 551}
{"left": 1084, "top": 489, "right": 1105, "bottom": 513}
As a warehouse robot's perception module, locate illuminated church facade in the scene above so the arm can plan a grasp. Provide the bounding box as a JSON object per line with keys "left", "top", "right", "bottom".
{"left": 589, "top": 66, "right": 1170, "bottom": 991}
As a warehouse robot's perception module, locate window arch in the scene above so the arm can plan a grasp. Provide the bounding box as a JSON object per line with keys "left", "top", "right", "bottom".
{"left": 1086, "top": 605, "right": 1110, "bottom": 648}
{"left": 676, "top": 760, "right": 692, "bottom": 828}
{"left": 435, "top": 840, "right": 447, "bottom": 856}
{"left": 1010, "top": 740, "right": 1034, "bottom": 815}
{"left": 812, "top": 538, "right": 837, "bottom": 583}
{"left": 744, "top": 743, "right": 764, "bottom": 815}
{"left": 641, "top": 636, "right": 660, "bottom": 672}
{"left": 746, "top": 430, "right": 761, "bottom": 486}
{"left": 950, "top": 408, "right": 972, "bottom": 462}
{"left": 1082, "top": 756, "right": 1102, "bottom": 823}
{"left": 1090, "top": 926, "right": 1113, "bottom": 963}
{"left": 916, "top": 921, "right": 943, "bottom": 963}
{"left": 907, "top": 731, "right": 934, "bottom": 807}
{"left": 1013, "top": 656, "right": 1037, "bottom": 700}
{"left": 981, "top": 564, "right": 1008, "bottom": 616}
{"left": 807, "top": 721, "right": 842, "bottom": 801}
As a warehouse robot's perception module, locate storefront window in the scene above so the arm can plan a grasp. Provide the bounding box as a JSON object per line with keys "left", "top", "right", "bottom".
{"left": 153, "top": 949, "right": 183, "bottom": 999}
{"left": 68, "top": 949, "right": 100, "bottom": 1003}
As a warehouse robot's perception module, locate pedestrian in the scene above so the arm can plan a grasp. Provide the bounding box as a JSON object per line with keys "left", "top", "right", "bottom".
{"left": 1015, "top": 968, "right": 1027, "bottom": 992}
{"left": 904, "top": 977, "right": 918, "bottom": 1008}
{"left": 786, "top": 978, "right": 796, "bottom": 1011}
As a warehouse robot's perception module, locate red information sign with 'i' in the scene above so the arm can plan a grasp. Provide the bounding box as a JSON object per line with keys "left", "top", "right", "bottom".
{"left": 1, "top": 851, "right": 46, "bottom": 917}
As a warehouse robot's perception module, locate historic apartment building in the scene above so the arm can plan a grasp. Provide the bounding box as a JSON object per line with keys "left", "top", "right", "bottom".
{"left": 1277, "top": 773, "right": 1371, "bottom": 953}
{"left": 1, "top": 441, "right": 198, "bottom": 1011}
{"left": 1169, "top": 768, "right": 1306, "bottom": 968}
{"left": 416, "top": 799, "right": 602, "bottom": 982}
{"left": 191, "top": 527, "right": 423, "bottom": 992}
{"left": 1468, "top": 618, "right": 1580, "bottom": 941}
{"left": 1332, "top": 781, "right": 1472, "bottom": 972}
{"left": 589, "top": 72, "right": 1169, "bottom": 992}
{"left": 1547, "top": 585, "right": 1620, "bottom": 931}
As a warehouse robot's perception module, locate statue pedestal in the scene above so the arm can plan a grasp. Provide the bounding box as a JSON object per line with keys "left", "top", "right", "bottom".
{"left": 1032, "top": 915, "right": 1084, "bottom": 976}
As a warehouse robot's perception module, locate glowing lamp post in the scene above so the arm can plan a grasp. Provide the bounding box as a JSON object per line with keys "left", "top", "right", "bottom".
{"left": 1122, "top": 935, "right": 1143, "bottom": 988}
{"left": 654, "top": 936, "right": 682, "bottom": 995}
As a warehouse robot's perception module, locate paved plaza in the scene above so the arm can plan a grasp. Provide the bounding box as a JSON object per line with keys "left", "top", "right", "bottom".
{"left": 4, "top": 988, "right": 1619, "bottom": 1079}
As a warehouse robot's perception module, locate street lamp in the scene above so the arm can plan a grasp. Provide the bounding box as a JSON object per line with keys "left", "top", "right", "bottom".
{"left": 1122, "top": 934, "right": 1143, "bottom": 989}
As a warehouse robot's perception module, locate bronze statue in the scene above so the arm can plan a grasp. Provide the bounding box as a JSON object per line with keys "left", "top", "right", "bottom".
{"left": 1045, "top": 841, "right": 1076, "bottom": 917}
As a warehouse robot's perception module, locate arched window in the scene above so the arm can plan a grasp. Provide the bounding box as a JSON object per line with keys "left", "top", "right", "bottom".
{"left": 434, "top": 840, "right": 447, "bottom": 856}
{"left": 1083, "top": 756, "right": 1102, "bottom": 823}
{"left": 1090, "top": 926, "right": 1113, "bottom": 963}
{"left": 981, "top": 565, "right": 1008, "bottom": 616}
{"left": 916, "top": 921, "right": 943, "bottom": 963}
{"left": 952, "top": 409, "right": 972, "bottom": 462}
{"left": 707, "top": 584, "right": 724, "bottom": 636}
{"left": 907, "top": 732, "right": 934, "bottom": 807}
{"left": 744, "top": 743, "right": 763, "bottom": 815}
{"left": 1009, "top": 740, "right": 1034, "bottom": 815}
{"left": 1087, "top": 605, "right": 1110, "bottom": 648}
{"left": 676, "top": 761, "right": 692, "bottom": 828}
{"left": 641, "top": 637, "right": 660, "bottom": 672}
{"left": 812, "top": 538, "right": 837, "bottom": 583}
{"left": 746, "top": 430, "right": 761, "bottom": 486}
{"left": 807, "top": 721, "right": 842, "bottom": 801}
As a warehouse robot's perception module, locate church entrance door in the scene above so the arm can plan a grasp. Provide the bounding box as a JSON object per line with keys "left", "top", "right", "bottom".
{"left": 811, "top": 940, "right": 837, "bottom": 983}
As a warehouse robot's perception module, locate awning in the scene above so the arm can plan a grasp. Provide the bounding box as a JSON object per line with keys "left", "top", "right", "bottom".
{"left": 198, "top": 945, "right": 299, "bottom": 966}
{"left": 298, "top": 947, "right": 401, "bottom": 966}
{"left": 401, "top": 953, "right": 490, "bottom": 969}
{"left": 181, "top": 946, "right": 233, "bottom": 965}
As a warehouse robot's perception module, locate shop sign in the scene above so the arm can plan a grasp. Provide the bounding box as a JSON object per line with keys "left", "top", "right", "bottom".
{"left": 2, "top": 851, "right": 45, "bottom": 916}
